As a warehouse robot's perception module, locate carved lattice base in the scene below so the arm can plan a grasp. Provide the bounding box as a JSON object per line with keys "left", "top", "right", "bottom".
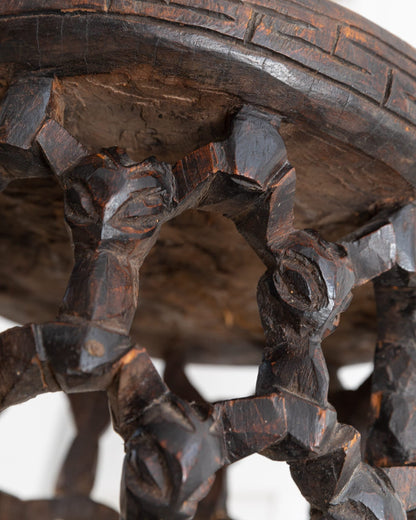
{"left": 2, "top": 2, "right": 416, "bottom": 519}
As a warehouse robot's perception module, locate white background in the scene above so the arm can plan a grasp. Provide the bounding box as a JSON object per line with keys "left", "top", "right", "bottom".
{"left": 0, "top": 1, "right": 414, "bottom": 518}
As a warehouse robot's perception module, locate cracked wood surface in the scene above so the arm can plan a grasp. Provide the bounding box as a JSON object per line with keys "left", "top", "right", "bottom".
{"left": 4, "top": 3, "right": 416, "bottom": 519}
{"left": 2, "top": 0, "right": 416, "bottom": 182}
{"left": 1, "top": 104, "right": 415, "bottom": 519}
{"left": 0, "top": 72, "right": 414, "bottom": 365}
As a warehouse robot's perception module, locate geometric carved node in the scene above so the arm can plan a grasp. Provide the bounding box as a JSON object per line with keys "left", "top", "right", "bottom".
{"left": 1, "top": 1, "right": 416, "bottom": 520}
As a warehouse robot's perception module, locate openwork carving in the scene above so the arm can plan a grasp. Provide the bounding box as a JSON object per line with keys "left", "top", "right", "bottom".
{"left": 0, "top": 71, "right": 416, "bottom": 519}
{"left": 2, "top": 2, "right": 416, "bottom": 518}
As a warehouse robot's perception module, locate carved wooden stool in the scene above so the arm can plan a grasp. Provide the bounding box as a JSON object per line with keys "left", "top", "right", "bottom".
{"left": 1, "top": 1, "right": 416, "bottom": 519}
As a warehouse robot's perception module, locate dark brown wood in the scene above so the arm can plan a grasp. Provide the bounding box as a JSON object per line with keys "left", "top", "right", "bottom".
{"left": 2, "top": 0, "right": 416, "bottom": 184}
{"left": 0, "top": 491, "right": 118, "bottom": 520}
{"left": 1, "top": 2, "right": 416, "bottom": 519}
{"left": 0, "top": 0, "right": 415, "bottom": 368}
{"left": 163, "top": 352, "right": 232, "bottom": 520}
{"left": 0, "top": 94, "right": 415, "bottom": 519}
{"left": 0, "top": 76, "right": 59, "bottom": 187}
{"left": 56, "top": 392, "right": 110, "bottom": 497}
{"left": 366, "top": 268, "right": 416, "bottom": 467}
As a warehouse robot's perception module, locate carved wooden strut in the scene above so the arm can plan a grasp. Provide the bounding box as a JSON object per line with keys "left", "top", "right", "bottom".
{"left": 2, "top": 1, "right": 416, "bottom": 519}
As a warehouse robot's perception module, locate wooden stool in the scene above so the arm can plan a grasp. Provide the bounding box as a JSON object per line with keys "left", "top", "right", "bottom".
{"left": 1, "top": 1, "right": 416, "bottom": 518}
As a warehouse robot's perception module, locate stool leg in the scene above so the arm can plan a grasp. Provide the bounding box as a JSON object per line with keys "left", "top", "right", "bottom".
{"left": 164, "top": 353, "right": 234, "bottom": 520}
{"left": 366, "top": 267, "right": 416, "bottom": 466}
{"left": 56, "top": 392, "right": 110, "bottom": 498}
